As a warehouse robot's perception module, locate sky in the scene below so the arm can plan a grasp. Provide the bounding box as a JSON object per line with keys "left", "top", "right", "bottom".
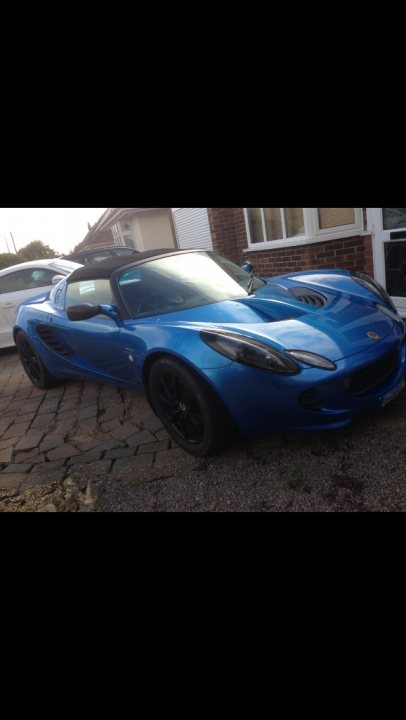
{"left": 0, "top": 208, "right": 107, "bottom": 256}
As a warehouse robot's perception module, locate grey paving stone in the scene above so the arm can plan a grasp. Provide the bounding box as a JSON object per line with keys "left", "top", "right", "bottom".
{"left": 39, "top": 435, "right": 65, "bottom": 453}
{"left": 6, "top": 400, "right": 26, "bottom": 412}
{"left": 2, "top": 464, "right": 33, "bottom": 473}
{"left": 0, "top": 447, "right": 14, "bottom": 464}
{"left": 0, "top": 420, "right": 13, "bottom": 436}
{"left": 70, "top": 438, "right": 103, "bottom": 453}
{"left": 108, "top": 423, "right": 140, "bottom": 441}
{"left": 17, "top": 399, "right": 42, "bottom": 414}
{"left": 138, "top": 440, "right": 170, "bottom": 455}
{"left": 126, "top": 430, "right": 156, "bottom": 446}
{"left": 54, "top": 419, "right": 77, "bottom": 434}
{"left": 67, "top": 452, "right": 103, "bottom": 465}
{"left": 29, "top": 460, "right": 65, "bottom": 476}
{"left": 58, "top": 399, "right": 79, "bottom": 412}
{"left": 22, "top": 467, "right": 64, "bottom": 486}
{"left": 101, "top": 405, "right": 125, "bottom": 422}
{"left": 45, "top": 387, "right": 64, "bottom": 398}
{"left": 38, "top": 400, "right": 60, "bottom": 414}
{"left": 77, "top": 418, "right": 98, "bottom": 432}
{"left": 77, "top": 404, "right": 98, "bottom": 420}
{"left": 2, "top": 421, "right": 31, "bottom": 440}
{"left": 100, "top": 418, "right": 122, "bottom": 433}
{"left": 0, "top": 474, "right": 28, "bottom": 490}
{"left": 79, "top": 396, "right": 100, "bottom": 409}
{"left": 30, "top": 388, "right": 46, "bottom": 398}
{"left": 0, "top": 437, "right": 16, "bottom": 451}
{"left": 140, "top": 416, "right": 164, "bottom": 434}
{"left": 105, "top": 447, "right": 137, "bottom": 459}
{"left": 47, "top": 444, "right": 82, "bottom": 461}
{"left": 14, "top": 431, "right": 45, "bottom": 452}
{"left": 30, "top": 413, "right": 56, "bottom": 428}
{"left": 68, "top": 459, "right": 112, "bottom": 479}
{"left": 14, "top": 448, "right": 40, "bottom": 463}
{"left": 15, "top": 412, "right": 37, "bottom": 424}
{"left": 28, "top": 454, "right": 46, "bottom": 464}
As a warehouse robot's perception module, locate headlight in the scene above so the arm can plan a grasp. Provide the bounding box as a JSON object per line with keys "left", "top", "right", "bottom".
{"left": 351, "top": 272, "right": 397, "bottom": 313}
{"left": 201, "top": 331, "right": 299, "bottom": 374}
{"left": 286, "top": 350, "right": 337, "bottom": 371}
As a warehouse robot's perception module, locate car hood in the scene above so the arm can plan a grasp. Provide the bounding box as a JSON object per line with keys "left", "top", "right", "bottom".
{"left": 151, "top": 288, "right": 401, "bottom": 362}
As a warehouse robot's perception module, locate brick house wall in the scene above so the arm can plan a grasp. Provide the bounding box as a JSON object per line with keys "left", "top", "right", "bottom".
{"left": 207, "top": 208, "right": 374, "bottom": 277}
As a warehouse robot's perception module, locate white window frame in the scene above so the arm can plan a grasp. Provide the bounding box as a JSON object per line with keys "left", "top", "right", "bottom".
{"left": 244, "top": 208, "right": 365, "bottom": 252}
{"left": 308, "top": 208, "right": 364, "bottom": 242}
{"left": 112, "top": 222, "right": 136, "bottom": 249}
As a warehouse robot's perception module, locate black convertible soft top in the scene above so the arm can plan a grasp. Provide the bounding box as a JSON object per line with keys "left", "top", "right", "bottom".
{"left": 66, "top": 248, "right": 182, "bottom": 284}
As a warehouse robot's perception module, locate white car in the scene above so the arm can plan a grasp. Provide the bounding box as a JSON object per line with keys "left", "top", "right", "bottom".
{"left": 0, "top": 258, "right": 81, "bottom": 349}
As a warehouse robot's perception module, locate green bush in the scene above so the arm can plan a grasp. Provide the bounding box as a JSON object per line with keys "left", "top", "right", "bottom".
{"left": 0, "top": 241, "right": 58, "bottom": 271}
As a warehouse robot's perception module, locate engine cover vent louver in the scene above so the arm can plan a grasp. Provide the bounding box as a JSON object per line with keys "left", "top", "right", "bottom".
{"left": 37, "top": 325, "right": 73, "bottom": 357}
{"left": 291, "top": 288, "right": 327, "bottom": 308}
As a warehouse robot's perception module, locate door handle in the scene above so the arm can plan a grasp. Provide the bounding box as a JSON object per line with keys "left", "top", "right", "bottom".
{"left": 1, "top": 303, "right": 16, "bottom": 309}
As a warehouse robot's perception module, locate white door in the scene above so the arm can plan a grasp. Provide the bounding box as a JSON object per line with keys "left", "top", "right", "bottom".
{"left": 367, "top": 207, "right": 406, "bottom": 317}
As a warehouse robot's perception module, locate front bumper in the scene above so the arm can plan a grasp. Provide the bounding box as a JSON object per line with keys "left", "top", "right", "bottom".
{"left": 202, "top": 332, "right": 406, "bottom": 437}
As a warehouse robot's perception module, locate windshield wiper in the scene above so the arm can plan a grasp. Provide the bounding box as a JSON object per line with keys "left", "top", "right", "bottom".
{"left": 247, "top": 271, "right": 256, "bottom": 296}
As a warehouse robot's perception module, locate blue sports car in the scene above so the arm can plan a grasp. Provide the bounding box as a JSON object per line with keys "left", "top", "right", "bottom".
{"left": 14, "top": 248, "right": 406, "bottom": 455}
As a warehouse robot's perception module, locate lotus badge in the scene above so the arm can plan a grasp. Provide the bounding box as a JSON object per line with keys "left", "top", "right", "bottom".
{"left": 367, "top": 331, "right": 380, "bottom": 340}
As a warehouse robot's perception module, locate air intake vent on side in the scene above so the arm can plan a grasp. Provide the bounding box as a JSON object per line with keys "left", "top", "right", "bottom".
{"left": 37, "top": 326, "right": 73, "bottom": 357}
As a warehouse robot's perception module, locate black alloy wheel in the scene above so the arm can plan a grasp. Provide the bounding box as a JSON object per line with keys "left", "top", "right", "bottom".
{"left": 149, "top": 357, "right": 227, "bottom": 456}
{"left": 16, "top": 332, "right": 56, "bottom": 390}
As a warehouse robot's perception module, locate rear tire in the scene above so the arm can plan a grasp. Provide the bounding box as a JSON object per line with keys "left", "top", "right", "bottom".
{"left": 16, "top": 331, "right": 57, "bottom": 390}
{"left": 149, "top": 357, "right": 228, "bottom": 456}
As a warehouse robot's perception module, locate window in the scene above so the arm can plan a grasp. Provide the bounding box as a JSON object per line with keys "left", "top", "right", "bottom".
{"left": 382, "top": 208, "right": 406, "bottom": 231}
{"left": 385, "top": 241, "right": 406, "bottom": 297}
{"left": 246, "top": 208, "right": 305, "bottom": 245}
{"left": 244, "top": 208, "right": 363, "bottom": 250}
{"left": 318, "top": 208, "right": 356, "bottom": 229}
{"left": 312, "top": 208, "right": 363, "bottom": 238}
{"left": 0, "top": 268, "right": 58, "bottom": 294}
{"left": 112, "top": 221, "right": 136, "bottom": 249}
{"left": 65, "top": 279, "right": 113, "bottom": 309}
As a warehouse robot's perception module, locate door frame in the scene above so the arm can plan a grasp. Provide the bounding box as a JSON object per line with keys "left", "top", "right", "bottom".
{"left": 366, "top": 207, "right": 406, "bottom": 317}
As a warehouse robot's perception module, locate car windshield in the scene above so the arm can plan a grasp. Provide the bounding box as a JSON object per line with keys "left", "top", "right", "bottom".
{"left": 118, "top": 251, "right": 265, "bottom": 318}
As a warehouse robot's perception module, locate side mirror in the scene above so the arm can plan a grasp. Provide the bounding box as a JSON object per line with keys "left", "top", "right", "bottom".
{"left": 52, "top": 274, "right": 65, "bottom": 285}
{"left": 67, "top": 303, "right": 122, "bottom": 324}
{"left": 241, "top": 263, "right": 254, "bottom": 274}
{"left": 67, "top": 304, "right": 102, "bottom": 321}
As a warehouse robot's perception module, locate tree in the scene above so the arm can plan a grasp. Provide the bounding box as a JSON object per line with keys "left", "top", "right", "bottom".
{"left": 0, "top": 253, "right": 16, "bottom": 270}
{"left": 17, "top": 240, "right": 57, "bottom": 261}
{"left": 0, "top": 240, "right": 58, "bottom": 270}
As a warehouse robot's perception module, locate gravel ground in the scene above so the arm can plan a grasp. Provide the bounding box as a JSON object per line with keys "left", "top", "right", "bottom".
{"left": 1, "top": 339, "right": 406, "bottom": 512}
{"left": 94, "top": 412, "right": 406, "bottom": 512}
{"left": 3, "top": 387, "right": 405, "bottom": 512}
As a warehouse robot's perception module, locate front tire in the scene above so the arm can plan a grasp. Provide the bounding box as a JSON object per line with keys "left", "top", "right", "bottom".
{"left": 16, "top": 331, "right": 57, "bottom": 390}
{"left": 149, "top": 357, "right": 227, "bottom": 456}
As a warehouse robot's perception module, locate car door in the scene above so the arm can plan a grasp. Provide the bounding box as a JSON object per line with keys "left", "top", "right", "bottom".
{"left": 0, "top": 267, "right": 60, "bottom": 348}
{"left": 50, "top": 277, "right": 136, "bottom": 384}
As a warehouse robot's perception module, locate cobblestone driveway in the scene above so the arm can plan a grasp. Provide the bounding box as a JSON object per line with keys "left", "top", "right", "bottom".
{"left": 1, "top": 346, "right": 406, "bottom": 512}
